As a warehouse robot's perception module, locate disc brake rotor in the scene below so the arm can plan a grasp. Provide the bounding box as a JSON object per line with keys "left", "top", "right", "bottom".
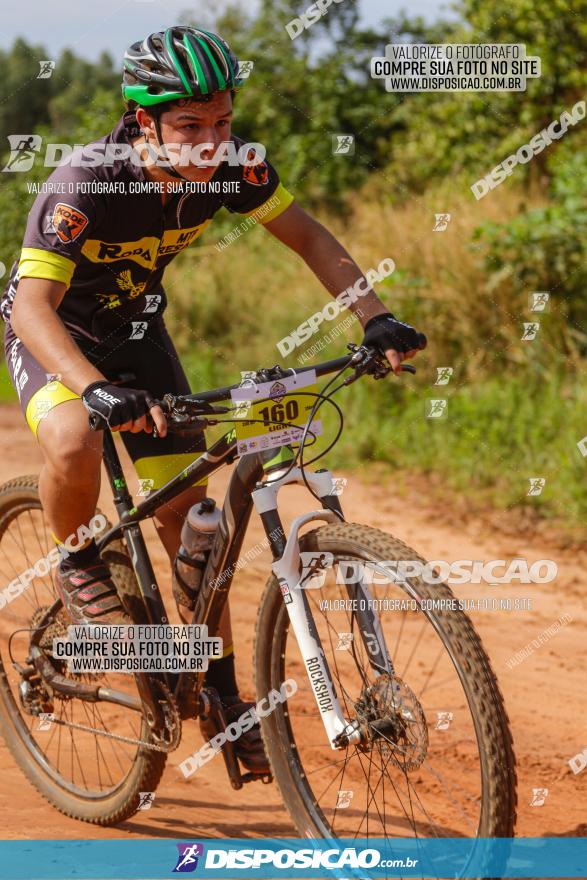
{"left": 355, "top": 673, "right": 428, "bottom": 770}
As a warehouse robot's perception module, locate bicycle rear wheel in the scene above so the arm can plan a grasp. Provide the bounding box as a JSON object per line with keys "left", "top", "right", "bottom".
{"left": 0, "top": 475, "right": 167, "bottom": 825}
{"left": 255, "top": 521, "right": 517, "bottom": 841}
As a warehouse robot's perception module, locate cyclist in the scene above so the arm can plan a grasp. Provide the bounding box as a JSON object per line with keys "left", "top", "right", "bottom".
{"left": 1, "top": 26, "right": 426, "bottom": 775}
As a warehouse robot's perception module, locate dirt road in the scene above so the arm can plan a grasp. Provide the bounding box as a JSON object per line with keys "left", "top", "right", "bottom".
{"left": 0, "top": 404, "right": 585, "bottom": 840}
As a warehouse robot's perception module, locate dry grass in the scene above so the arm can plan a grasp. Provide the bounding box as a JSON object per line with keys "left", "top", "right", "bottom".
{"left": 162, "top": 176, "right": 547, "bottom": 385}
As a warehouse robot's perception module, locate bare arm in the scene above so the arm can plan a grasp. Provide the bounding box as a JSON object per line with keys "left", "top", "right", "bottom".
{"left": 263, "top": 202, "right": 388, "bottom": 329}
{"left": 10, "top": 278, "right": 106, "bottom": 394}
{"left": 264, "top": 202, "right": 423, "bottom": 373}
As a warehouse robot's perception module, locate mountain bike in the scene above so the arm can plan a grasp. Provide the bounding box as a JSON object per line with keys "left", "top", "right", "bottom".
{"left": 0, "top": 342, "right": 517, "bottom": 840}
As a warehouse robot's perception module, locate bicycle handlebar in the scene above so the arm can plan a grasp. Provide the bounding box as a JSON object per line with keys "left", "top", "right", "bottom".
{"left": 176, "top": 349, "right": 416, "bottom": 405}
{"left": 186, "top": 354, "right": 353, "bottom": 405}
{"left": 88, "top": 346, "right": 417, "bottom": 431}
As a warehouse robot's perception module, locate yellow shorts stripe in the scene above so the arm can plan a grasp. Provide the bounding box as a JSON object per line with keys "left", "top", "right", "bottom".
{"left": 243, "top": 182, "right": 294, "bottom": 225}
{"left": 208, "top": 641, "right": 234, "bottom": 661}
{"left": 19, "top": 247, "right": 76, "bottom": 287}
{"left": 134, "top": 453, "right": 209, "bottom": 491}
{"left": 25, "top": 380, "right": 80, "bottom": 437}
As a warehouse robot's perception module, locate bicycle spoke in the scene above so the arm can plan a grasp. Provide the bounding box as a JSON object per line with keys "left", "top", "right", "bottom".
{"left": 400, "top": 616, "right": 428, "bottom": 679}
{"left": 351, "top": 746, "right": 391, "bottom": 837}
{"left": 416, "top": 643, "right": 447, "bottom": 700}
{"left": 81, "top": 701, "right": 112, "bottom": 790}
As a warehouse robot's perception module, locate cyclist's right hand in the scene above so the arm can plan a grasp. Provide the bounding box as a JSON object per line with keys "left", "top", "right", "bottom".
{"left": 361, "top": 313, "right": 427, "bottom": 376}
{"left": 81, "top": 380, "right": 167, "bottom": 436}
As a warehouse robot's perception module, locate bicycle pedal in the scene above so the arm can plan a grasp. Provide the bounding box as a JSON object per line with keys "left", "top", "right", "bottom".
{"left": 239, "top": 771, "right": 273, "bottom": 786}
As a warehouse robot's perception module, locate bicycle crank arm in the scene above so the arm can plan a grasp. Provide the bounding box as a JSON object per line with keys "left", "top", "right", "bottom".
{"left": 270, "top": 511, "right": 361, "bottom": 749}
{"left": 198, "top": 688, "right": 272, "bottom": 789}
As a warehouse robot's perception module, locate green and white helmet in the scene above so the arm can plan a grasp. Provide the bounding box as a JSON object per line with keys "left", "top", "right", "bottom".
{"left": 122, "top": 25, "right": 244, "bottom": 108}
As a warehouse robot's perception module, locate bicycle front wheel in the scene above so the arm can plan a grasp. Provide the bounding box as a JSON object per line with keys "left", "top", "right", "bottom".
{"left": 255, "top": 521, "right": 517, "bottom": 841}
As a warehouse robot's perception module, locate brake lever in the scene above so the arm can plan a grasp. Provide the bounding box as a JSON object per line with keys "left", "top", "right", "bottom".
{"left": 343, "top": 345, "right": 416, "bottom": 385}
{"left": 369, "top": 360, "right": 417, "bottom": 379}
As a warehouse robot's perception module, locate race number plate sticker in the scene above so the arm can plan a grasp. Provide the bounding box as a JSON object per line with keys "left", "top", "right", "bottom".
{"left": 230, "top": 370, "right": 322, "bottom": 456}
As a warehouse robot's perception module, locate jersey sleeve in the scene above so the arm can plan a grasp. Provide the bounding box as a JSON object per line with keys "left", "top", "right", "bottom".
{"left": 18, "top": 164, "right": 106, "bottom": 288}
{"left": 220, "top": 140, "right": 294, "bottom": 224}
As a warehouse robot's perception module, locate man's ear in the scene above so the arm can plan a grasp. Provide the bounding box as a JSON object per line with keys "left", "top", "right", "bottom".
{"left": 135, "top": 107, "right": 156, "bottom": 137}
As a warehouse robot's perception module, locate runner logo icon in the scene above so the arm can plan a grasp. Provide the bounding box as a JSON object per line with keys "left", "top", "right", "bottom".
{"left": 173, "top": 843, "right": 204, "bottom": 872}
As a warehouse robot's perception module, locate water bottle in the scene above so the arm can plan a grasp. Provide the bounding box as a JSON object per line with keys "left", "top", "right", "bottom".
{"left": 173, "top": 497, "right": 221, "bottom": 611}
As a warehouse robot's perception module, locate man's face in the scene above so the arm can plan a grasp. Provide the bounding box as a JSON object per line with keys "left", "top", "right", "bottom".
{"left": 138, "top": 90, "right": 233, "bottom": 181}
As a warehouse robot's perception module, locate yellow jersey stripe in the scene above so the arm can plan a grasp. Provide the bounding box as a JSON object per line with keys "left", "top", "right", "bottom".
{"left": 243, "top": 182, "right": 294, "bottom": 225}
{"left": 18, "top": 248, "right": 76, "bottom": 287}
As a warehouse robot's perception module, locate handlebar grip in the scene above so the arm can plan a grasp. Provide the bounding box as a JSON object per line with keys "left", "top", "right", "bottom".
{"left": 400, "top": 364, "right": 416, "bottom": 374}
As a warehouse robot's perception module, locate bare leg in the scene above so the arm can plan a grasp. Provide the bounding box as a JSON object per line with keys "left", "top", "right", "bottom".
{"left": 36, "top": 399, "right": 103, "bottom": 541}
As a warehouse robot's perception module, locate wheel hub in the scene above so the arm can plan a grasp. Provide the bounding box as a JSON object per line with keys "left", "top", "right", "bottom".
{"left": 354, "top": 673, "right": 428, "bottom": 770}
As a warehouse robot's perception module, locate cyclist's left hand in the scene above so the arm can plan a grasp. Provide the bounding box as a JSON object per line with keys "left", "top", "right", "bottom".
{"left": 361, "top": 312, "right": 427, "bottom": 376}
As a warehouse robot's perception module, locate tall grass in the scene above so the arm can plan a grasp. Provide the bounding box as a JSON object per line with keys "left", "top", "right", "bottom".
{"left": 164, "top": 177, "right": 553, "bottom": 387}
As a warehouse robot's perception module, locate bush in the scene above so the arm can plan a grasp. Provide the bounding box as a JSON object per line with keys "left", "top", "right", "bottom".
{"left": 473, "top": 143, "right": 587, "bottom": 357}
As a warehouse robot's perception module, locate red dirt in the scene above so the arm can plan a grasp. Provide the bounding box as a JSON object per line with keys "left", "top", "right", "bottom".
{"left": 0, "top": 403, "right": 585, "bottom": 840}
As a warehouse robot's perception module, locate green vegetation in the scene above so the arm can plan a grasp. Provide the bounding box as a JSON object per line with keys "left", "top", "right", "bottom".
{"left": 0, "top": 0, "right": 585, "bottom": 524}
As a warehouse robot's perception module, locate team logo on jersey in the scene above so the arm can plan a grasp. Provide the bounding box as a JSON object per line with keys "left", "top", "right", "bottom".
{"left": 52, "top": 203, "right": 89, "bottom": 243}
{"left": 242, "top": 149, "right": 269, "bottom": 186}
{"left": 116, "top": 270, "right": 147, "bottom": 300}
{"left": 82, "top": 236, "right": 159, "bottom": 269}
{"left": 96, "top": 293, "right": 122, "bottom": 310}
{"left": 156, "top": 222, "right": 212, "bottom": 259}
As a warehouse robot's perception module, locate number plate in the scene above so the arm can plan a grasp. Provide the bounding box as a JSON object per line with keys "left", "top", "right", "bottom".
{"left": 230, "top": 370, "right": 322, "bottom": 455}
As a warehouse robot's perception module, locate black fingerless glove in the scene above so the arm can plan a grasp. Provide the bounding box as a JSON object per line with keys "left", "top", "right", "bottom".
{"left": 81, "top": 381, "right": 154, "bottom": 428}
{"left": 361, "top": 313, "right": 427, "bottom": 355}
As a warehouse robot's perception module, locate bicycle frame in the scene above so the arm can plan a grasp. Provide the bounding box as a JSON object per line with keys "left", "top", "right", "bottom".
{"left": 95, "top": 390, "right": 393, "bottom": 749}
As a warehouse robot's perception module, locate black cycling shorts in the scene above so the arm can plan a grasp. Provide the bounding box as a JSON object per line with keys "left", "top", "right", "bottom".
{"left": 4, "top": 315, "right": 207, "bottom": 492}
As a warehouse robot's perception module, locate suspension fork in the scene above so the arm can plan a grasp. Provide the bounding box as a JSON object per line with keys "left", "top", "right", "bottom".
{"left": 252, "top": 466, "right": 361, "bottom": 748}
{"left": 341, "top": 564, "right": 395, "bottom": 677}
{"left": 307, "top": 472, "right": 393, "bottom": 677}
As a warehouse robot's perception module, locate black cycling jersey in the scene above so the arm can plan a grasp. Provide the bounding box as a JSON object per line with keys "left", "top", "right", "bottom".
{"left": 1, "top": 111, "right": 293, "bottom": 343}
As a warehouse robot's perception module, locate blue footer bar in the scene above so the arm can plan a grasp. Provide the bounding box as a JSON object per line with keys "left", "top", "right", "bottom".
{"left": 0, "top": 837, "right": 585, "bottom": 879}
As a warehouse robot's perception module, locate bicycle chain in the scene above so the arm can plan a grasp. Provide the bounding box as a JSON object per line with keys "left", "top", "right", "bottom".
{"left": 45, "top": 680, "right": 181, "bottom": 753}
{"left": 45, "top": 715, "right": 173, "bottom": 753}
